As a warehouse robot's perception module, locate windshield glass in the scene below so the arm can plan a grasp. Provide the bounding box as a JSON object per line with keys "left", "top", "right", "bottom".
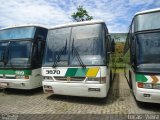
{"left": 6, "top": 41, "right": 32, "bottom": 68}
{"left": 44, "top": 27, "right": 71, "bottom": 67}
{"left": 0, "top": 27, "right": 36, "bottom": 40}
{"left": 70, "top": 24, "right": 105, "bottom": 66}
{"left": 135, "top": 11, "right": 160, "bottom": 31}
{"left": 136, "top": 32, "right": 160, "bottom": 64}
{"left": 43, "top": 23, "right": 106, "bottom": 67}
{"left": 0, "top": 42, "right": 8, "bottom": 67}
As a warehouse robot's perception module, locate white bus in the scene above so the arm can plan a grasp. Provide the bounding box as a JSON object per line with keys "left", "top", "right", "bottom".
{"left": 124, "top": 8, "right": 160, "bottom": 103}
{"left": 42, "top": 20, "right": 115, "bottom": 98}
{"left": 0, "top": 25, "right": 48, "bottom": 89}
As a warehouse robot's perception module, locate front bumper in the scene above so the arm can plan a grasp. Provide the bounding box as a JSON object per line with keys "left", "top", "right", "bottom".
{"left": 135, "top": 88, "right": 160, "bottom": 103}
{"left": 42, "top": 81, "right": 108, "bottom": 98}
{"left": 0, "top": 79, "right": 33, "bottom": 89}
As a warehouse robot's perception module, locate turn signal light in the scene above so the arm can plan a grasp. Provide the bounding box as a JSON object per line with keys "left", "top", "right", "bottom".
{"left": 137, "top": 82, "right": 143, "bottom": 88}
{"left": 25, "top": 76, "right": 29, "bottom": 79}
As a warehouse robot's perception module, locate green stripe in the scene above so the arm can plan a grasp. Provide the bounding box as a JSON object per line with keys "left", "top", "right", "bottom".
{"left": 75, "top": 68, "right": 88, "bottom": 77}
{"left": 65, "top": 68, "right": 89, "bottom": 77}
{"left": 65, "top": 68, "right": 78, "bottom": 77}
{"left": 0, "top": 70, "right": 32, "bottom": 75}
{"left": 135, "top": 74, "right": 148, "bottom": 82}
{"left": 65, "top": 68, "right": 99, "bottom": 77}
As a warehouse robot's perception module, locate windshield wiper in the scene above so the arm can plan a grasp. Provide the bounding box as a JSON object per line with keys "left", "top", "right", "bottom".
{"left": 52, "top": 39, "right": 67, "bottom": 68}
{"left": 72, "top": 38, "right": 86, "bottom": 68}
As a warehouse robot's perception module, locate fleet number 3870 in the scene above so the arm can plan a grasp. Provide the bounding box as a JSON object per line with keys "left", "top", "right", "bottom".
{"left": 46, "top": 70, "right": 60, "bottom": 74}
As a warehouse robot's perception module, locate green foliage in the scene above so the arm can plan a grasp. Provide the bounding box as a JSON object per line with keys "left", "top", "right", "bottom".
{"left": 115, "top": 42, "right": 125, "bottom": 54}
{"left": 72, "top": 6, "right": 93, "bottom": 22}
{"left": 115, "top": 42, "right": 125, "bottom": 68}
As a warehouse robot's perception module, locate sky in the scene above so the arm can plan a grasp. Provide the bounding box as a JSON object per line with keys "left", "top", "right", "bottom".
{"left": 0, "top": 0, "right": 160, "bottom": 33}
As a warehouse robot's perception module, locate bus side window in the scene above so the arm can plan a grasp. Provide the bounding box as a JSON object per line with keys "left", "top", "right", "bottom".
{"left": 111, "top": 39, "right": 115, "bottom": 53}
{"left": 32, "top": 36, "right": 45, "bottom": 68}
{"left": 38, "top": 40, "right": 45, "bottom": 60}
{"left": 106, "top": 35, "right": 111, "bottom": 66}
{"left": 130, "top": 35, "right": 135, "bottom": 66}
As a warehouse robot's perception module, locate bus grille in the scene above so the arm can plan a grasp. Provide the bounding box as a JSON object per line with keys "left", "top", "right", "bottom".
{"left": 54, "top": 77, "right": 85, "bottom": 81}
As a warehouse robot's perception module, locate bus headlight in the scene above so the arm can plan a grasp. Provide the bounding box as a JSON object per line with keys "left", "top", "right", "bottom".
{"left": 43, "top": 76, "right": 53, "bottom": 80}
{"left": 137, "top": 82, "right": 152, "bottom": 89}
{"left": 137, "top": 82, "right": 160, "bottom": 89}
{"left": 153, "top": 84, "right": 160, "bottom": 89}
{"left": 143, "top": 83, "right": 152, "bottom": 89}
{"left": 16, "top": 75, "right": 29, "bottom": 79}
{"left": 86, "top": 77, "right": 100, "bottom": 84}
{"left": 101, "top": 77, "right": 106, "bottom": 83}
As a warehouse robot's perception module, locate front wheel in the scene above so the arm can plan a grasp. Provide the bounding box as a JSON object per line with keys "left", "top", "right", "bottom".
{"left": 110, "top": 70, "right": 112, "bottom": 86}
{"left": 129, "top": 71, "right": 132, "bottom": 89}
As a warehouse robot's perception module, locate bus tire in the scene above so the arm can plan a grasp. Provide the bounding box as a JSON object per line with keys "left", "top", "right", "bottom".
{"left": 110, "top": 70, "right": 112, "bottom": 86}
{"left": 135, "top": 98, "right": 147, "bottom": 107}
{"left": 129, "top": 71, "right": 132, "bottom": 89}
{"left": 99, "top": 96, "right": 107, "bottom": 103}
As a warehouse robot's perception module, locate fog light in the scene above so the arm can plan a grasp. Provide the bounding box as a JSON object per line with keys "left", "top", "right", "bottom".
{"left": 44, "top": 89, "right": 54, "bottom": 93}
{"left": 43, "top": 76, "right": 53, "bottom": 80}
{"left": 44, "top": 85, "right": 52, "bottom": 89}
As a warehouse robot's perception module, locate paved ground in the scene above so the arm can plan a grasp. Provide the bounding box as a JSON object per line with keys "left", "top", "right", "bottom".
{"left": 0, "top": 73, "right": 160, "bottom": 118}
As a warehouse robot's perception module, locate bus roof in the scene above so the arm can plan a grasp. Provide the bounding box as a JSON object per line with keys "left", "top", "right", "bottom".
{"left": 49, "top": 20, "right": 106, "bottom": 30}
{"left": 135, "top": 8, "right": 160, "bottom": 15}
{"left": 0, "top": 24, "right": 48, "bottom": 31}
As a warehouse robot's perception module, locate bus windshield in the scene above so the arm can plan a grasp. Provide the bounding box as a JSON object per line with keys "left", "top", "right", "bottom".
{"left": 136, "top": 32, "right": 160, "bottom": 65}
{"left": 70, "top": 24, "right": 105, "bottom": 66}
{"left": 6, "top": 41, "right": 32, "bottom": 68}
{"left": 7, "top": 41, "right": 31, "bottom": 67}
{"left": 44, "top": 27, "right": 70, "bottom": 67}
{"left": 135, "top": 11, "right": 160, "bottom": 31}
{"left": 43, "top": 24, "right": 105, "bottom": 67}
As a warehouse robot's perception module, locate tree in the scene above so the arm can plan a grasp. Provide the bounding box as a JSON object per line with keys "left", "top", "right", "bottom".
{"left": 72, "top": 6, "right": 93, "bottom": 22}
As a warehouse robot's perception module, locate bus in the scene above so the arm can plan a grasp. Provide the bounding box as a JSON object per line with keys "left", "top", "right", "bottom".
{"left": 124, "top": 8, "right": 160, "bottom": 103}
{"left": 0, "top": 25, "right": 48, "bottom": 89}
{"left": 42, "top": 20, "right": 115, "bottom": 98}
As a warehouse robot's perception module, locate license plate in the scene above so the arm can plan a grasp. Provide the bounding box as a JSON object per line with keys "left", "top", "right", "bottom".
{"left": 88, "top": 88, "right": 100, "bottom": 92}
{"left": 0, "top": 82, "right": 8, "bottom": 88}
